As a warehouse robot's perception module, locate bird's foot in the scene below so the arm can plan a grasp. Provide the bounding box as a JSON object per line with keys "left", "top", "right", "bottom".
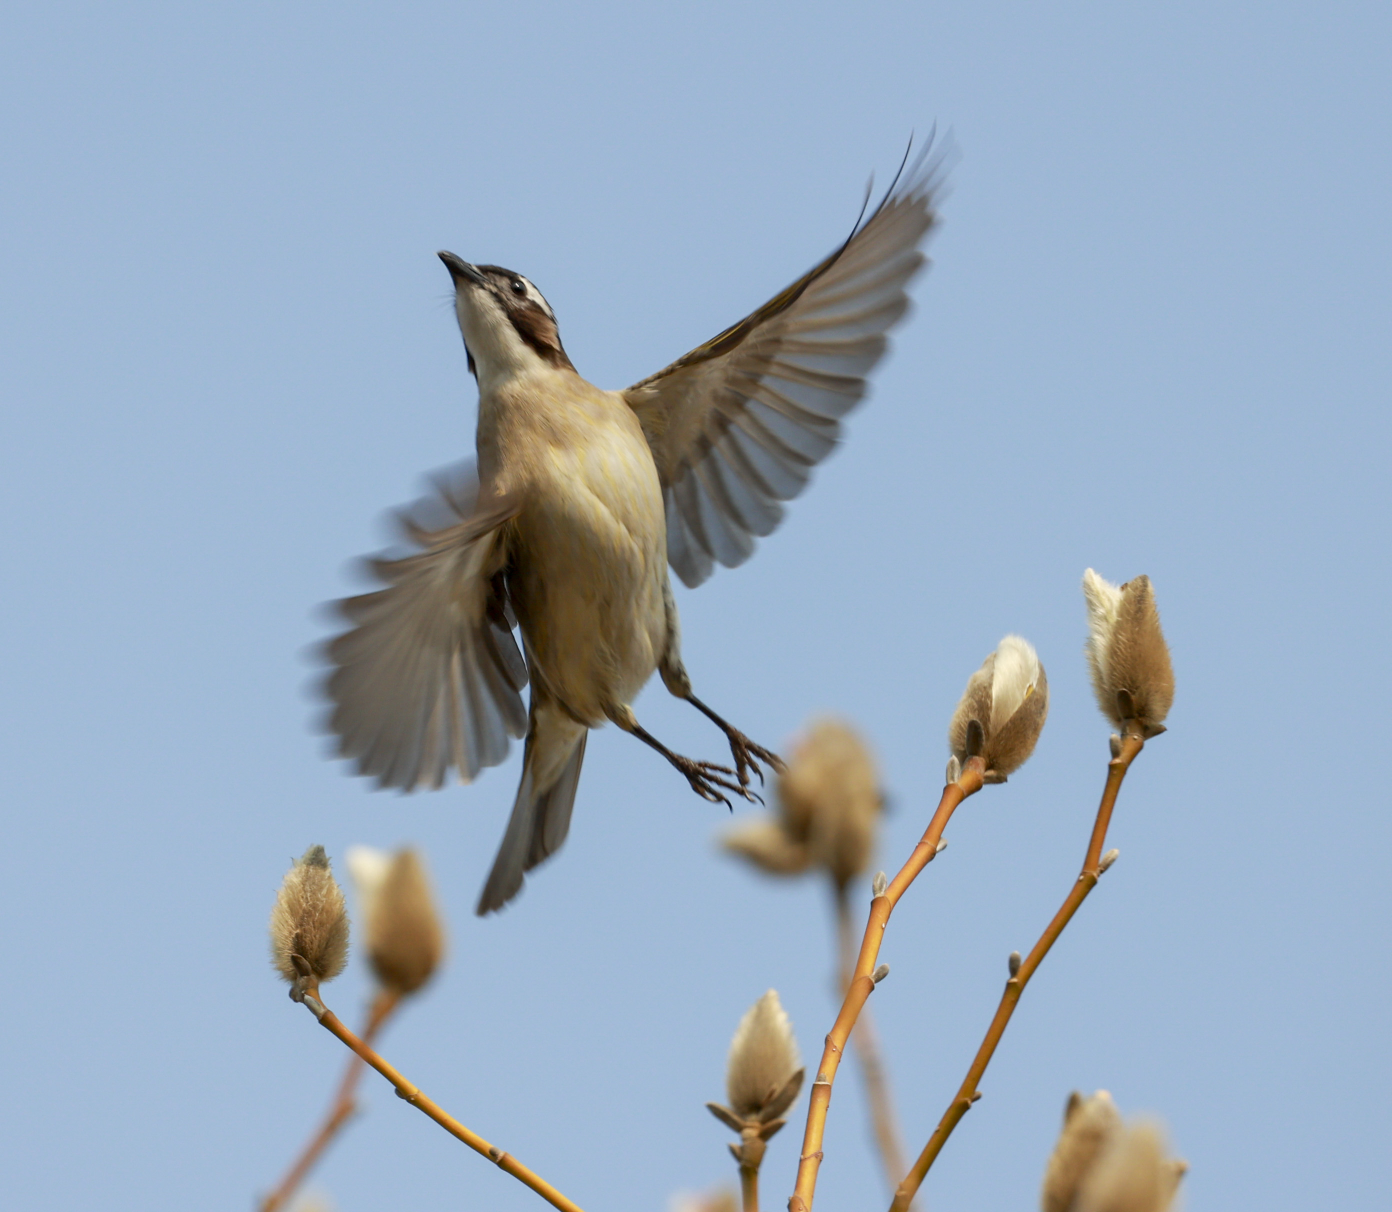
{"left": 721, "top": 728, "right": 787, "bottom": 789}
{"left": 683, "top": 694, "right": 787, "bottom": 789}
{"left": 670, "top": 754, "right": 763, "bottom": 809}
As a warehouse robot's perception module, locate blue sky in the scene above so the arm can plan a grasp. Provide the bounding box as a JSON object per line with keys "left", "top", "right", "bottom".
{"left": 2, "top": 3, "right": 1389, "bottom": 1209}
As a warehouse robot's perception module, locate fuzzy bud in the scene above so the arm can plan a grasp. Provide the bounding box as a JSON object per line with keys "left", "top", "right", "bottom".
{"left": 723, "top": 718, "right": 883, "bottom": 892}
{"left": 270, "top": 845, "right": 350, "bottom": 991}
{"left": 1098, "top": 849, "right": 1120, "bottom": 874}
{"left": 1082, "top": 571, "right": 1175, "bottom": 738}
{"left": 1008, "top": 951, "right": 1022, "bottom": 976}
{"left": 347, "top": 846, "right": 446, "bottom": 996}
{"left": 1041, "top": 1090, "right": 1122, "bottom": 1212}
{"left": 724, "top": 990, "right": 804, "bottom": 1124}
{"left": 1076, "top": 1121, "right": 1185, "bottom": 1212}
{"left": 949, "top": 636, "right": 1050, "bottom": 783}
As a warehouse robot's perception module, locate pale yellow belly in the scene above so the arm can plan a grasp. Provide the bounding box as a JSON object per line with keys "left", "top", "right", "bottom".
{"left": 509, "top": 427, "right": 668, "bottom": 725}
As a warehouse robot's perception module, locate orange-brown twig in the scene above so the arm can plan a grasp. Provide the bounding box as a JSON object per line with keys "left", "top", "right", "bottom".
{"left": 293, "top": 990, "right": 584, "bottom": 1212}
{"left": 262, "top": 989, "right": 401, "bottom": 1212}
{"left": 833, "top": 891, "right": 911, "bottom": 1202}
{"left": 888, "top": 728, "right": 1146, "bottom": 1212}
{"left": 789, "top": 759, "right": 986, "bottom": 1212}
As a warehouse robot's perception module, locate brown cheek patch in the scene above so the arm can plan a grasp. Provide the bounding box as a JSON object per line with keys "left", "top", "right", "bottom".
{"left": 510, "top": 303, "right": 575, "bottom": 371}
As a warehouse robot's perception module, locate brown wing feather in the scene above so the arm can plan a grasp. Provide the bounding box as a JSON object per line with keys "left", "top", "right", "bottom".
{"left": 624, "top": 141, "right": 949, "bottom": 587}
{"left": 323, "top": 463, "right": 528, "bottom": 791}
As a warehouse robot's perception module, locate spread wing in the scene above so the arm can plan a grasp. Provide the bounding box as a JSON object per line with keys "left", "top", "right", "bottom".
{"left": 323, "top": 463, "right": 529, "bottom": 791}
{"left": 623, "top": 142, "right": 948, "bottom": 587}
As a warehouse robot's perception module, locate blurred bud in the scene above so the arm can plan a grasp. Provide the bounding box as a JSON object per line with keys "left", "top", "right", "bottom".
{"left": 669, "top": 1189, "right": 737, "bottom": 1212}
{"left": 949, "top": 636, "right": 1049, "bottom": 783}
{"left": 1076, "top": 1121, "right": 1185, "bottom": 1212}
{"left": 1098, "top": 849, "right": 1120, "bottom": 874}
{"left": 871, "top": 963, "right": 890, "bottom": 984}
{"left": 725, "top": 990, "right": 804, "bottom": 1123}
{"left": 347, "top": 846, "right": 445, "bottom": 996}
{"left": 1082, "top": 571, "right": 1175, "bottom": 738}
{"left": 872, "top": 871, "right": 889, "bottom": 897}
{"left": 270, "top": 845, "right": 349, "bottom": 991}
{"left": 723, "top": 718, "right": 883, "bottom": 892}
{"left": 1041, "top": 1090, "right": 1122, "bottom": 1212}
{"left": 1008, "top": 951, "right": 1022, "bottom": 976}
{"left": 721, "top": 819, "right": 814, "bottom": 877}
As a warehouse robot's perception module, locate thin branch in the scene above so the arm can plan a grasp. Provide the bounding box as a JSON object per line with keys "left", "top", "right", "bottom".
{"left": 888, "top": 728, "right": 1146, "bottom": 1212}
{"left": 833, "top": 890, "right": 912, "bottom": 1203}
{"left": 789, "top": 760, "right": 985, "bottom": 1212}
{"left": 262, "top": 989, "right": 401, "bottom": 1212}
{"left": 291, "top": 990, "right": 584, "bottom": 1212}
{"left": 736, "top": 1130, "right": 764, "bottom": 1212}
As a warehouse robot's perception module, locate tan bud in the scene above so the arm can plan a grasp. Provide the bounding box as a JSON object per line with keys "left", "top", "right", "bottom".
{"left": 1040, "top": 1090, "right": 1122, "bottom": 1212}
{"left": 726, "top": 990, "right": 804, "bottom": 1123}
{"left": 668, "top": 1189, "right": 737, "bottom": 1212}
{"left": 270, "top": 845, "right": 350, "bottom": 989}
{"left": 720, "top": 819, "right": 815, "bottom": 877}
{"left": 778, "top": 719, "right": 883, "bottom": 889}
{"left": 949, "top": 636, "right": 1050, "bottom": 782}
{"left": 348, "top": 846, "right": 445, "bottom": 996}
{"left": 1076, "top": 1120, "right": 1185, "bottom": 1212}
{"left": 1083, "top": 571, "right": 1175, "bottom": 737}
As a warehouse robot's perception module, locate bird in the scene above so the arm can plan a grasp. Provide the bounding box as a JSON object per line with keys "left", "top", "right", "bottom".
{"left": 324, "top": 143, "right": 946, "bottom": 914}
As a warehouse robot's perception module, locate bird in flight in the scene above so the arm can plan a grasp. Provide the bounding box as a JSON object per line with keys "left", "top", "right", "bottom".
{"left": 324, "top": 144, "right": 946, "bottom": 913}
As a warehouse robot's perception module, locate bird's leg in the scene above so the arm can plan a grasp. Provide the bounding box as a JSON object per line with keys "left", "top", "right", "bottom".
{"left": 683, "top": 694, "right": 787, "bottom": 789}
{"left": 611, "top": 709, "right": 760, "bottom": 809}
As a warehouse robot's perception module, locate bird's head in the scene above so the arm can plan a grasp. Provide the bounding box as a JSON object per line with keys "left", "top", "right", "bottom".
{"left": 438, "top": 252, "right": 573, "bottom": 384}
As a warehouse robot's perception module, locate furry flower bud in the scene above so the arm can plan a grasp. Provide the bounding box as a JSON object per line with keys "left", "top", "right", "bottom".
{"left": 949, "top": 635, "right": 1049, "bottom": 782}
{"left": 723, "top": 718, "right": 883, "bottom": 891}
{"left": 725, "top": 990, "right": 804, "bottom": 1123}
{"left": 1082, "top": 571, "right": 1175, "bottom": 737}
{"left": 347, "top": 845, "right": 445, "bottom": 996}
{"left": 1041, "top": 1090, "right": 1122, "bottom": 1212}
{"left": 1075, "top": 1121, "right": 1186, "bottom": 1212}
{"left": 270, "top": 845, "right": 350, "bottom": 989}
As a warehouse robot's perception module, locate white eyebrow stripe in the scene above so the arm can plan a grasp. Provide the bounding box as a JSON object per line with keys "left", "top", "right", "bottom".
{"left": 518, "top": 276, "right": 554, "bottom": 318}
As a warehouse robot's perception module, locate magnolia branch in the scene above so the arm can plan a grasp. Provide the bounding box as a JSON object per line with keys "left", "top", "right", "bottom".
{"left": 888, "top": 727, "right": 1146, "bottom": 1212}
{"left": 292, "top": 989, "right": 584, "bottom": 1212}
{"left": 262, "top": 989, "right": 400, "bottom": 1212}
{"left": 789, "top": 757, "right": 986, "bottom": 1212}
{"left": 833, "top": 891, "right": 911, "bottom": 1201}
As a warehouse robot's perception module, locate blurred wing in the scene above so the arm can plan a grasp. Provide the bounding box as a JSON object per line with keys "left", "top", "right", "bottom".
{"left": 323, "top": 463, "right": 529, "bottom": 791}
{"left": 623, "top": 142, "right": 948, "bottom": 587}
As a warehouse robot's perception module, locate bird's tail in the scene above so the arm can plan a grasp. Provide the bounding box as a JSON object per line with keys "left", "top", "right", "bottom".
{"left": 476, "top": 702, "right": 587, "bottom": 915}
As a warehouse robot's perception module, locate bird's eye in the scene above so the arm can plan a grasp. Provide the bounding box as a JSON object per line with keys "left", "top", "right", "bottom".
{"left": 510, "top": 279, "right": 526, "bottom": 296}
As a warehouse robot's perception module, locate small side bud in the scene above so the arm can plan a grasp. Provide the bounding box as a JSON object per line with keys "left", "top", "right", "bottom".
{"left": 871, "top": 963, "right": 890, "bottom": 985}
{"left": 872, "top": 871, "right": 888, "bottom": 897}
{"left": 726, "top": 991, "right": 804, "bottom": 1123}
{"left": 270, "top": 845, "right": 350, "bottom": 995}
{"left": 1098, "top": 849, "right": 1119, "bottom": 875}
{"left": 721, "top": 819, "right": 814, "bottom": 876}
{"left": 945, "top": 755, "right": 961, "bottom": 785}
{"left": 1109, "top": 733, "right": 1122, "bottom": 759}
{"left": 949, "top": 636, "right": 1049, "bottom": 782}
{"left": 935, "top": 838, "right": 948, "bottom": 855}
{"left": 1008, "top": 951, "right": 1022, "bottom": 976}
{"left": 1082, "top": 571, "right": 1175, "bottom": 738}
{"left": 1040, "top": 1090, "right": 1122, "bottom": 1212}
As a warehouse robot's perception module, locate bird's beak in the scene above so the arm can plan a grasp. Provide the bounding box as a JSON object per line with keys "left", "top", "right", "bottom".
{"left": 438, "top": 251, "right": 486, "bottom": 286}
